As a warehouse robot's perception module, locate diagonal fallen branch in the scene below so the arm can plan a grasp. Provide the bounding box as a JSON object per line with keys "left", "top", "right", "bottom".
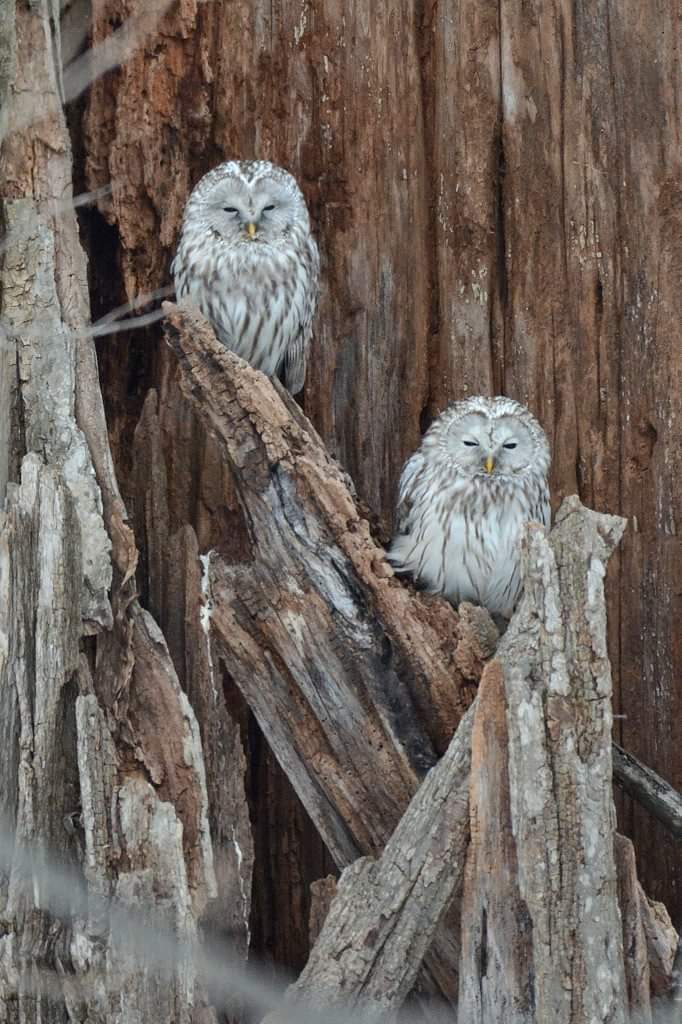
{"left": 163, "top": 302, "right": 497, "bottom": 1003}
{"left": 265, "top": 704, "right": 475, "bottom": 1023}
{"left": 613, "top": 743, "right": 682, "bottom": 842}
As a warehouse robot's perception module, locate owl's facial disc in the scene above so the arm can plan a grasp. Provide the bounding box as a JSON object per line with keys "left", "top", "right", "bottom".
{"left": 206, "top": 174, "right": 304, "bottom": 244}
{"left": 448, "top": 412, "right": 534, "bottom": 477}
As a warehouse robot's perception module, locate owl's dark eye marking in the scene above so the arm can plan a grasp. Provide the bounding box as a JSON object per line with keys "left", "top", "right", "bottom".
{"left": 263, "top": 204, "right": 276, "bottom": 212}
{"left": 223, "top": 206, "right": 238, "bottom": 214}
{"left": 503, "top": 442, "right": 518, "bottom": 450}
{"left": 463, "top": 440, "right": 479, "bottom": 447}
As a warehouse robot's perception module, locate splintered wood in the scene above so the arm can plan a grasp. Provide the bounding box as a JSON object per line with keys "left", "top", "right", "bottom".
{"left": 164, "top": 302, "right": 495, "bottom": 1005}
{"left": 165, "top": 306, "right": 677, "bottom": 1023}
{"left": 0, "top": 6, "right": 228, "bottom": 1022}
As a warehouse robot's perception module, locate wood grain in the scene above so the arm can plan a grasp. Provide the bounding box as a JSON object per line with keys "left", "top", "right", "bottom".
{"left": 81, "top": 0, "right": 682, "bottom": 919}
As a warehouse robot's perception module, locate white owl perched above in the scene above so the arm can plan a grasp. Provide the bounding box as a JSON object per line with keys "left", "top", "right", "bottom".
{"left": 388, "top": 396, "right": 551, "bottom": 620}
{"left": 171, "top": 160, "right": 320, "bottom": 394}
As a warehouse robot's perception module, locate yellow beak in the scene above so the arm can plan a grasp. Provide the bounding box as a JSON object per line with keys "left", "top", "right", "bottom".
{"left": 484, "top": 455, "right": 494, "bottom": 474}
{"left": 246, "top": 222, "right": 257, "bottom": 239}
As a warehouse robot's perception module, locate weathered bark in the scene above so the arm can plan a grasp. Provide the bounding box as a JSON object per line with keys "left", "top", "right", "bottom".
{"left": 81, "top": 0, "right": 682, "bottom": 925}
{"left": 265, "top": 706, "right": 474, "bottom": 1023}
{"left": 162, "top": 302, "right": 497, "bottom": 1003}
{"left": 0, "top": 4, "right": 245, "bottom": 1021}
{"left": 613, "top": 743, "right": 682, "bottom": 842}
{"left": 500, "top": 500, "right": 628, "bottom": 1022}
{"left": 456, "top": 500, "right": 630, "bottom": 1022}
{"left": 459, "top": 618, "right": 680, "bottom": 1024}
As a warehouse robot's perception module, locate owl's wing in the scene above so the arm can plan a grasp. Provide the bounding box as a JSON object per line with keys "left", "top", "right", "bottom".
{"left": 283, "top": 236, "right": 320, "bottom": 395}
{"left": 530, "top": 481, "right": 552, "bottom": 529}
{"left": 393, "top": 453, "right": 424, "bottom": 535}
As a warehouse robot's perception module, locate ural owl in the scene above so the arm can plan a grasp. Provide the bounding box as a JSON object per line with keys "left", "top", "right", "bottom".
{"left": 171, "top": 160, "right": 319, "bottom": 394}
{"left": 388, "top": 396, "right": 551, "bottom": 620}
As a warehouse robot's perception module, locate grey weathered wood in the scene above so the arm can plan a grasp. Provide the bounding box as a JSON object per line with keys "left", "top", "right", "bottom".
{"left": 498, "top": 498, "right": 628, "bottom": 1024}
{"left": 162, "top": 302, "right": 498, "bottom": 1004}
{"left": 265, "top": 705, "right": 474, "bottom": 1023}
{"left": 613, "top": 743, "right": 682, "bottom": 842}
{"left": 0, "top": 5, "right": 232, "bottom": 1022}
{"left": 457, "top": 661, "right": 533, "bottom": 1023}
{"left": 458, "top": 498, "right": 637, "bottom": 1024}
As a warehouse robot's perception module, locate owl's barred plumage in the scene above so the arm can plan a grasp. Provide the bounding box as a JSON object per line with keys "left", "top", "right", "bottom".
{"left": 171, "top": 160, "right": 319, "bottom": 394}
{"left": 388, "top": 396, "right": 551, "bottom": 619}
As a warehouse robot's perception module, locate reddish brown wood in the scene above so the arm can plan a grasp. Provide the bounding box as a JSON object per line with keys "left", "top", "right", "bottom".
{"left": 82, "top": 0, "right": 682, "bottom": 924}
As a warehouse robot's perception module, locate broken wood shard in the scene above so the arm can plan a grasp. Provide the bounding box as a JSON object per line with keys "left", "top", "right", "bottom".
{"left": 265, "top": 705, "right": 474, "bottom": 1023}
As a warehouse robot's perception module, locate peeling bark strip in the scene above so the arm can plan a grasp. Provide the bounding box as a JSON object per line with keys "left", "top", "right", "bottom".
{"left": 265, "top": 705, "right": 474, "bottom": 1023}
{"left": 498, "top": 499, "right": 629, "bottom": 1023}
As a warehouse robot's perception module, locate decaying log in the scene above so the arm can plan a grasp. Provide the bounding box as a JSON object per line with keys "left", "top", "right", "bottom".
{"left": 0, "top": 5, "right": 236, "bottom": 1021}
{"left": 265, "top": 706, "right": 474, "bottom": 1023}
{"left": 162, "top": 302, "right": 498, "bottom": 1003}
{"left": 613, "top": 743, "right": 682, "bottom": 842}
{"left": 497, "top": 500, "right": 629, "bottom": 1023}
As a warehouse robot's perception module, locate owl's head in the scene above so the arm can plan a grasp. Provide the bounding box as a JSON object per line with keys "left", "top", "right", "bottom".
{"left": 429, "top": 396, "right": 550, "bottom": 480}
{"left": 182, "top": 159, "right": 311, "bottom": 246}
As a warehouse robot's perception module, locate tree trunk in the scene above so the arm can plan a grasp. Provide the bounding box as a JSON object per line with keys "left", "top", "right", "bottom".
{"left": 80, "top": 0, "right": 681, "bottom": 924}
{"left": 0, "top": 3, "right": 243, "bottom": 1021}
{"left": 1, "top": 1, "right": 680, "bottom": 1022}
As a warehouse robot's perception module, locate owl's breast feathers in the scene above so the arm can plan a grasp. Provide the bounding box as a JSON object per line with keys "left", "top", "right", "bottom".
{"left": 389, "top": 464, "right": 549, "bottom": 618}
{"left": 172, "top": 224, "right": 319, "bottom": 386}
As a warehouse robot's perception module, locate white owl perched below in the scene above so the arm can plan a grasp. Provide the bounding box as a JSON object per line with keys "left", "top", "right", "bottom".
{"left": 388, "top": 396, "right": 551, "bottom": 620}
{"left": 171, "top": 160, "right": 320, "bottom": 394}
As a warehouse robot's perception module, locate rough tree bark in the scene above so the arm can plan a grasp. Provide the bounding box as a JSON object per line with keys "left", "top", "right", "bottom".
{"left": 80, "top": 0, "right": 682, "bottom": 927}
{"left": 165, "top": 306, "right": 677, "bottom": 1022}
{"left": 1, "top": 1, "right": 680, "bottom": 1022}
{"left": 0, "top": 3, "right": 247, "bottom": 1021}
